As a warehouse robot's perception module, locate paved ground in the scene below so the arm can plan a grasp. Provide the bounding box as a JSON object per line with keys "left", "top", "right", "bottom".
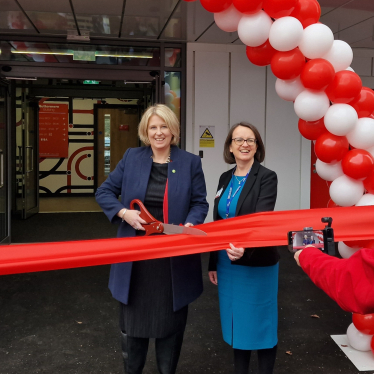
{"left": 0, "top": 213, "right": 370, "bottom": 374}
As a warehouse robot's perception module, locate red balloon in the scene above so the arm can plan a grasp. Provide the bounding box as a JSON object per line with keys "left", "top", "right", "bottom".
{"left": 246, "top": 41, "right": 277, "bottom": 66}
{"left": 353, "top": 313, "right": 374, "bottom": 335}
{"left": 200, "top": 0, "right": 232, "bottom": 13}
{"left": 300, "top": 59, "right": 335, "bottom": 91}
{"left": 342, "top": 149, "right": 374, "bottom": 180}
{"left": 348, "top": 87, "right": 374, "bottom": 118}
{"left": 314, "top": 132, "right": 349, "bottom": 163}
{"left": 290, "top": 0, "right": 321, "bottom": 28}
{"left": 233, "top": 0, "right": 262, "bottom": 14}
{"left": 271, "top": 48, "right": 306, "bottom": 80}
{"left": 327, "top": 199, "right": 340, "bottom": 208}
{"left": 325, "top": 71, "right": 362, "bottom": 104}
{"left": 298, "top": 118, "right": 327, "bottom": 140}
{"left": 183, "top": 0, "right": 197, "bottom": 2}
{"left": 343, "top": 239, "right": 374, "bottom": 249}
{"left": 263, "top": 0, "right": 298, "bottom": 18}
{"left": 364, "top": 168, "right": 374, "bottom": 194}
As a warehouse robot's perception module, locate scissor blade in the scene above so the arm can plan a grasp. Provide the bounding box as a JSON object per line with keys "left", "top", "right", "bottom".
{"left": 162, "top": 224, "right": 207, "bottom": 236}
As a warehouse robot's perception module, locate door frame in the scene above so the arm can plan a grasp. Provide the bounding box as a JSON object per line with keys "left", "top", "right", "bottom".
{"left": 0, "top": 80, "right": 11, "bottom": 243}
{"left": 94, "top": 104, "right": 141, "bottom": 191}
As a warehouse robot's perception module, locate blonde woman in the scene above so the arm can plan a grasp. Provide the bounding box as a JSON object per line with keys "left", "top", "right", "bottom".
{"left": 96, "top": 104, "right": 208, "bottom": 374}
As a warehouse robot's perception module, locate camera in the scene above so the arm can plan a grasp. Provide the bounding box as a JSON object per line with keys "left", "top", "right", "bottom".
{"left": 288, "top": 217, "right": 335, "bottom": 256}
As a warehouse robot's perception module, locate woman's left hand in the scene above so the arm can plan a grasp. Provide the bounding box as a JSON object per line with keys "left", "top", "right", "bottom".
{"left": 184, "top": 222, "right": 193, "bottom": 227}
{"left": 226, "top": 243, "right": 245, "bottom": 261}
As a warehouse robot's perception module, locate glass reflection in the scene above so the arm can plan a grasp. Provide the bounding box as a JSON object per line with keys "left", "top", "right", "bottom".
{"left": 165, "top": 72, "right": 181, "bottom": 123}
{"left": 27, "top": 12, "right": 70, "bottom": 31}
{"left": 0, "top": 11, "right": 35, "bottom": 31}
{"left": 121, "top": 16, "right": 160, "bottom": 38}
{"left": 165, "top": 48, "right": 181, "bottom": 68}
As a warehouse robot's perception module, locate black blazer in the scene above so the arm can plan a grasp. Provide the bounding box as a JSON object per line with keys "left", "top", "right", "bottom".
{"left": 208, "top": 159, "right": 279, "bottom": 270}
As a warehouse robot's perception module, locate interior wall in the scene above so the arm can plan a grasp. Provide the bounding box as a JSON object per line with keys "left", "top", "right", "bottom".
{"left": 39, "top": 98, "right": 135, "bottom": 196}
{"left": 186, "top": 43, "right": 311, "bottom": 222}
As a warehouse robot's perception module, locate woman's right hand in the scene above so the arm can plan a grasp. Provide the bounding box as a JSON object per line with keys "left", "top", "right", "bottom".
{"left": 209, "top": 271, "right": 218, "bottom": 286}
{"left": 120, "top": 209, "right": 147, "bottom": 231}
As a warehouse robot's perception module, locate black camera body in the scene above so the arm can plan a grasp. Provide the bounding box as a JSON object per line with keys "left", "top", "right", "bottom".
{"left": 288, "top": 217, "right": 335, "bottom": 256}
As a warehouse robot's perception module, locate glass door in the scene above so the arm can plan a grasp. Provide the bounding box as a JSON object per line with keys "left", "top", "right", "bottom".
{"left": 0, "top": 83, "right": 10, "bottom": 243}
{"left": 16, "top": 87, "right": 39, "bottom": 219}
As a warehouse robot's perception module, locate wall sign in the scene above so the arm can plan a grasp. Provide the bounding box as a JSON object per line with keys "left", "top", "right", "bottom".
{"left": 39, "top": 103, "right": 69, "bottom": 158}
{"left": 199, "top": 126, "right": 215, "bottom": 148}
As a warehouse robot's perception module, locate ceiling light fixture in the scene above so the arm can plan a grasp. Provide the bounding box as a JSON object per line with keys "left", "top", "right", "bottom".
{"left": 5, "top": 77, "right": 37, "bottom": 80}
{"left": 11, "top": 50, "right": 152, "bottom": 59}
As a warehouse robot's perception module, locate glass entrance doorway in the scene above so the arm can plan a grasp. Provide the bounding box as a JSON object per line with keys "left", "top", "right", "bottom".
{"left": 0, "top": 82, "right": 10, "bottom": 243}
{"left": 15, "top": 87, "right": 39, "bottom": 219}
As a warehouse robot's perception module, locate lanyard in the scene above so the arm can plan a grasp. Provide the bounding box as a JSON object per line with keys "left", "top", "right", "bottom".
{"left": 225, "top": 168, "right": 250, "bottom": 218}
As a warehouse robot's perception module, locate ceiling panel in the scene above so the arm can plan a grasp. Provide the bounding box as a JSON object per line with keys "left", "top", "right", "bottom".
{"left": 320, "top": 8, "right": 371, "bottom": 34}
{"left": 0, "top": 0, "right": 21, "bottom": 11}
{"left": 197, "top": 24, "right": 238, "bottom": 44}
{"left": 0, "top": 0, "right": 373, "bottom": 49}
{"left": 159, "top": 1, "right": 187, "bottom": 41}
{"left": 25, "top": 12, "right": 73, "bottom": 34}
{"left": 185, "top": 0, "right": 214, "bottom": 42}
{"left": 336, "top": 16, "right": 374, "bottom": 45}
{"left": 72, "top": 0, "right": 124, "bottom": 16}
{"left": 17, "top": 0, "right": 72, "bottom": 13}
{"left": 76, "top": 14, "right": 121, "bottom": 36}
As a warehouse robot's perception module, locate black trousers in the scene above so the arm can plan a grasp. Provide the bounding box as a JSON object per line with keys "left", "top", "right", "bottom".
{"left": 233, "top": 345, "right": 277, "bottom": 374}
{"left": 121, "top": 329, "right": 185, "bottom": 374}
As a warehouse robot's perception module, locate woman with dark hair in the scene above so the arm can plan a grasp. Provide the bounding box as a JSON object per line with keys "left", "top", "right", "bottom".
{"left": 96, "top": 104, "right": 208, "bottom": 374}
{"left": 209, "top": 122, "right": 279, "bottom": 374}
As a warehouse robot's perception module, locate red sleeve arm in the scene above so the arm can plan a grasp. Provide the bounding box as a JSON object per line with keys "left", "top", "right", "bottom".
{"left": 299, "top": 247, "right": 374, "bottom": 315}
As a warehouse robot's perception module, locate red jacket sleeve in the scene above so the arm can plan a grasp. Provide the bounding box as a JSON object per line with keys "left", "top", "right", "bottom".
{"left": 299, "top": 247, "right": 374, "bottom": 315}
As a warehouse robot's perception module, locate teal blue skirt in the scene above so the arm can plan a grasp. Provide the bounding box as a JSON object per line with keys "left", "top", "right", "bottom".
{"left": 217, "top": 250, "right": 279, "bottom": 350}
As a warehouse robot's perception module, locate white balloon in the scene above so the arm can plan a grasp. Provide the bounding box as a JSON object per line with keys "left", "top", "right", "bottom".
{"left": 347, "top": 323, "right": 373, "bottom": 352}
{"left": 238, "top": 11, "right": 273, "bottom": 47}
{"left": 324, "top": 104, "right": 358, "bottom": 136}
{"left": 347, "top": 117, "right": 374, "bottom": 150}
{"left": 315, "top": 159, "right": 343, "bottom": 181}
{"left": 338, "top": 242, "right": 360, "bottom": 259}
{"left": 294, "top": 90, "right": 330, "bottom": 122}
{"left": 164, "top": 83, "right": 170, "bottom": 94}
{"left": 356, "top": 193, "right": 374, "bottom": 206}
{"left": 298, "top": 24, "right": 334, "bottom": 59}
{"left": 329, "top": 175, "right": 364, "bottom": 207}
{"left": 366, "top": 145, "right": 374, "bottom": 158}
{"left": 275, "top": 77, "right": 304, "bottom": 101}
{"left": 165, "top": 93, "right": 174, "bottom": 105}
{"left": 321, "top": 40, "right": 353, "bottom": 72}
{"left": 346, "top": 67, "right": 355, "bottom": 72}
{"left": 269, "top": 17, "right": 303, "bottom": 52}
{"left": 214, "top": 4, "right": 243, "bottom": 33}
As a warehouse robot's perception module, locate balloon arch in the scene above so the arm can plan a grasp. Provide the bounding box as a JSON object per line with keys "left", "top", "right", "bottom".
{"left": 183, "top": 0, "right": 374, "bottom": 358}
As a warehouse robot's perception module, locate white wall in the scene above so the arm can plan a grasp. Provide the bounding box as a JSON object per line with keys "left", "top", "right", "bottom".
{"left": 186, "top": 43, "right": 311, "bottom": 222}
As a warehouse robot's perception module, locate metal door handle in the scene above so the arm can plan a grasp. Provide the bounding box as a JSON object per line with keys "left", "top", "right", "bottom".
{"left": 0, "top": 149, "right": 3, "bottom": 189}
{"left": 26, "top": 146, "right": 33, "bottom": 173}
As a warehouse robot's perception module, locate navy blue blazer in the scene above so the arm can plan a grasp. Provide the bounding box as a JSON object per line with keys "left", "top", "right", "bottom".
{"left": 95, "top": 145, "right": 209, "bottom": 311}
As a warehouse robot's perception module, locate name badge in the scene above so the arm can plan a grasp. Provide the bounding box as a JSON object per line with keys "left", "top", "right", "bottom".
{"left": 215, "top": 187, "right": 223, "bottom": 198}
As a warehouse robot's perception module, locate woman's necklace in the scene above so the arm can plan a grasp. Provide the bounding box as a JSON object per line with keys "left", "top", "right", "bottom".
{"left": 234, "top": 174, "right": 245, "bottom": 185}
{"left": 151, "top": 150, "right": 171, "bottom": 163}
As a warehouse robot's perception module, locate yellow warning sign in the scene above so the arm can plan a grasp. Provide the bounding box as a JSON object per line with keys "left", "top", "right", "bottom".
{"left": 199, "top": 126, "right": 215, "bottom": 148}
{"left": 201, "top": 128, "right": 213, "bottom": 139}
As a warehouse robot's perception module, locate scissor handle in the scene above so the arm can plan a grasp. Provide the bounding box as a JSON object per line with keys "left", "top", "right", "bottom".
{"left": 129, "top": 199, "right": 164, "bottom": 236}
{"left": 130, "top": 199, "right": 158, "bottom": 224}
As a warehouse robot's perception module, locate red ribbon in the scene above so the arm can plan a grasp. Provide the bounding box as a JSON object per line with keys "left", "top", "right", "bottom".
{"left": 1, "top": 206, "right": 373, "bottom": 276}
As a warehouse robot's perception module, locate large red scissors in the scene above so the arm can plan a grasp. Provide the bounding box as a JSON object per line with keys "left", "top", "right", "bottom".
{"left": 130, "top": 199, "right": 207, "bottom": 236}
